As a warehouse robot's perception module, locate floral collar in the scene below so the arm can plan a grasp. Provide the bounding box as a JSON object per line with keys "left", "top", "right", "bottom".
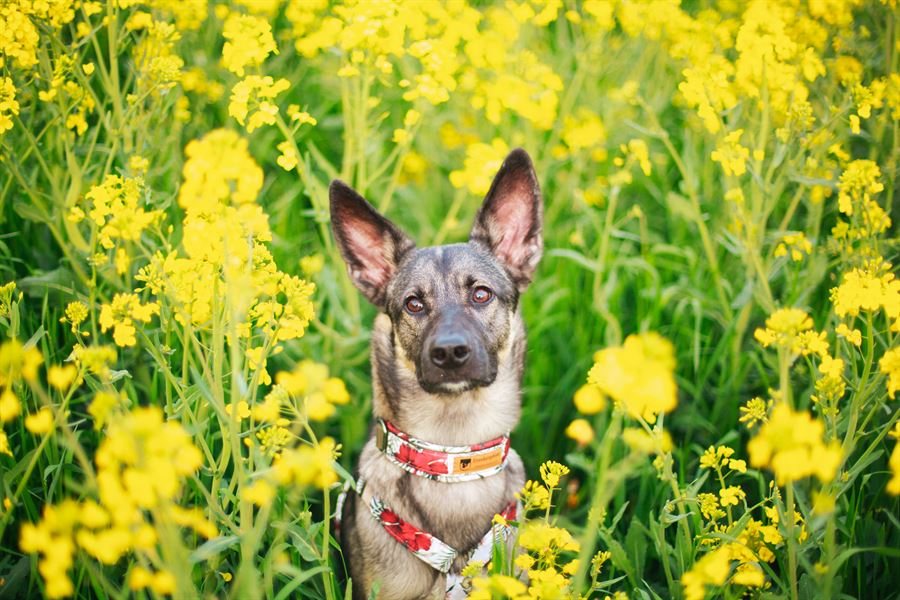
{"left": 373, "top": 418, "right": 511, "bottom": 482}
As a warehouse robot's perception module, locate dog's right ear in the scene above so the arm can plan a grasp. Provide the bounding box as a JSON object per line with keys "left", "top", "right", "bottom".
{"left": 329, "top": 180, "right": 415, "bottom": 307}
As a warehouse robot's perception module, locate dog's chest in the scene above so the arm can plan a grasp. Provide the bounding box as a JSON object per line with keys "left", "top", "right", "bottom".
{"left": 391, "top": 451, "right": 524, "bottom": 551}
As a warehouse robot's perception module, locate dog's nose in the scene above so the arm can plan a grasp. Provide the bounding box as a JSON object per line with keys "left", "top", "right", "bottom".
{"left": 429, "top": 335, "right": 471, "bottom": 369}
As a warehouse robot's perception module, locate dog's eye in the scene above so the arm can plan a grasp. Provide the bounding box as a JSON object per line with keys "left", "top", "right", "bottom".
{"left": 472, "top": 286, "right": 493, "bottom": 304}
{"left": 404, "top": 296, "right": 425, "bottom": 314}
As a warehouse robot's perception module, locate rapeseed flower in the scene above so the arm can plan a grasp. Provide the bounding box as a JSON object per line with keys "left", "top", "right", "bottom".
{"left": 25, "top": 408, "right": 54, "bottom": 434}
{"left": 754, "top": 308, "right": 828, "bottom": 357}
{"left": 449, "top": 139, "right": 510, "bottom": 195}
{"left": 572, "top": 383, "right": 605, "bottom": 414}
{"left": 98, "top": 293, "right": 159, "bottom": 347}
{"left": 222, "top": 13, "right": 278, "bottom": 76}
{"left": 880, "top": 348, "right": 900, "bottom": 399}
{"left": 565, "top": 418, "right": 594, "bottom": 445}
{"left": 588, "top": 332, "right": 677, "bottom": 423}
{"left": 229, "top": 75, "right": 290, "bottom": 132}
{"left": 711, "top": 129, "right": 750, "bottom": 177}
{"left": 747, "top": 403, "right": 841, "bottom": 484}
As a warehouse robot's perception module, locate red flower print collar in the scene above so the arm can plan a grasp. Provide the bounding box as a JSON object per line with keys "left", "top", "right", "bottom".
{"left": 373, "top": 418, "right": 511, "bottom": 482}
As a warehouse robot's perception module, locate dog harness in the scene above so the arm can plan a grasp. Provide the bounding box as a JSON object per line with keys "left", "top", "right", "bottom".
{"left": 335, "top": 419, "right": 520, "bottom": 599}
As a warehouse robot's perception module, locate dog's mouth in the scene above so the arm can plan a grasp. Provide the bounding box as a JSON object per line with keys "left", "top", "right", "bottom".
{"left": 416, "top": 346, "right": 498, "bottom": 395}
{"left": 417, "top": 370, "right": 497, "bottom": 395}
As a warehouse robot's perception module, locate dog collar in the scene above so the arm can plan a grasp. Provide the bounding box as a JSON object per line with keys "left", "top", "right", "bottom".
{"left": 373, "top": 418, "right": 511, "bottom": 483}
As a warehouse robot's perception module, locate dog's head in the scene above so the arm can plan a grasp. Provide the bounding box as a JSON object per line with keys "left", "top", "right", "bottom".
{"left": 330, "top": 149, "right": 542, "bottom": 395}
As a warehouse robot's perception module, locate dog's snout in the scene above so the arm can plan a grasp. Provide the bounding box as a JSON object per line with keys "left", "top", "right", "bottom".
{"left": 429, "top": 335, "right": 471, "bottom": 369}
{"left": 417, "top": 308, "right": 497, "bottom": 393}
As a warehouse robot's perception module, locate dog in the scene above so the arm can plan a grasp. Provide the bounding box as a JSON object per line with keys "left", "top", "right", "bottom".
{"left": 330, "top": 148, "right": 542, "bottom": 599}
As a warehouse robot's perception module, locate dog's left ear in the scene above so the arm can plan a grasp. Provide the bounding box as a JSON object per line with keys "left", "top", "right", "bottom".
{"left": 469, "top": 148, "right": 543, "bottom": 291}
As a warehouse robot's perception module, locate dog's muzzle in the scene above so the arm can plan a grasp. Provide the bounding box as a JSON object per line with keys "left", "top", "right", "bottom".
{"left": 417, "top": 309, "right": 496, "bottom": 393}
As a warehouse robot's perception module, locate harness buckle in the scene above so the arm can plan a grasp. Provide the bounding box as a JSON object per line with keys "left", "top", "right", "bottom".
{"left": 374, "top": 418, "right": 388, "bottom": 452}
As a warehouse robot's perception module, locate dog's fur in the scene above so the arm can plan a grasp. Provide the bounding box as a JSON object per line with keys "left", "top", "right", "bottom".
{"left": 330, "top": 149, "right": 542, "bottom": 599}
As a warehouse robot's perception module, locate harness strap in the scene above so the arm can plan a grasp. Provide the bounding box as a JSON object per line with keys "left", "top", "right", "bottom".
{"left": 364, "top": 484, "right": 519, "bottom": 575}
{"left": 374, "top": 418, "right": 511, "bottom": 483}
{"left": 334, "top": 479, "right": 520, "bottom": 596}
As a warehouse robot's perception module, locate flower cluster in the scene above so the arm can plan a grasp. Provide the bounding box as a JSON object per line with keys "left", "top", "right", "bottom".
{"left": 20, "top": 407, "right": 210, "bottom": 598}
{"left": 587, "top": 332, "right": 677, "bottom": 423}
{"left": 747, "top": 403, "right": 841, "bottom": 485}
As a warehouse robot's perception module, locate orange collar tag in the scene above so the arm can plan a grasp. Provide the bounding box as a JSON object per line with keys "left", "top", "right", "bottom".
{"left": 454, "top": 446, "right": 504, "bottom": 473}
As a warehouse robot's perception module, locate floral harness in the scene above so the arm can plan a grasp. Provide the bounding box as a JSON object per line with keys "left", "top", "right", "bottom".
{"left": 335, "top": 418, "right": 521, "bottom": 599}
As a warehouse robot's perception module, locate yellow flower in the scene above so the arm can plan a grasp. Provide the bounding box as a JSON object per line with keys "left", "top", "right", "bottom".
{"left": 774, "top": 233, "right": 813, "bottom": 262}
{"left": 587, "top": 332, "right": 677, "bottom": 423}
{"left": 229, "top": 75, "right": 290, "bottom": 132}
{"left": 718, "top": 485, "right": 745, "bottom": 507}
{"left": 539, "top": 460, "right": 570, "bottom": 488}
{"left": 565, "top": 418, "right": 594, "bottom": 445}
{"left": 129, "top": 566, "right": 153, "bottom": 590}
{"left": 697, "top": 493, "right": 724, "bottom": 521}
{"left": 299, "top": 254, "right": 325, "bottom": 277}
{"left": 887, "top": 441, "right": 900, "bottom": 495}
{"left": 60, "top": 301, "right": 89, "bottom": 334}
{"left": 25, "top": 408, "right": 54, "bottom": 434}
{"left": 88, "top": 391, "right": 123, "bottom": 430}
{"left": 150, "top": 570, "right": 176, "bottom": 595}
{"left": 20, "top": 500, "right": 80, "bottom": 598}
{"left": 517, "top": 480, "right": 550, "bottom": 511}
{"left": 276, "top": 141, "right": 298, "bottom": 171}
{"left": 831, "top": 261, "right": 900, "bottom": 323}
{"left": 557, "top": 107, "right": 606, "bottom": 157}
{"left": 449, "top": 139, "right": 510, "bottom": 195}
{"left": 518, "top": 521, "right": 579, "bottom": 553}
{"left": 836, "top": 323, "right": 862, "bottom": 346}
{"left": 273, "top": 437, "right": 337, "bottom": 489}
{"left": 0, "top": 430, "right": 11, "bottom": 457}
{"left": 222, "top": 13, "right": 278, "bottom": 76}
{"left": 47, "top": 365, "right": 77, "bottom": 391}
{"left": 0, "top": 78, "right": 20, "bottom": 135}
{"left": 0, "top": 339, "right": 43, "bottom": 385}
{"left": 225, "top": 400, "right": 252, "bottom": 420}
{"left": 0, "top": 388, "right": 20, "bottom": 422}
{"left": 754, "top": 307, "right": 827, "bottom": 357}
{"left": 78, "top": 175, "right": 162, "bottom": 251}
{"left": 837, "top": 159, "right": 884, "bottom": 216}
{"left": 573, "top": 383, "right": 606, "bottom": 414}
{"left": 622, "top": 427, "right": 672, "bottom": 454}
{"left": 461, "top": 560, "right": 485, "bottom": 578}
{"left": 700, "top": 445, "right": 736, "bottom": 470}
{"left": 747, "top": 403, "right": 842, "bottom": 484}
{"left": 287, "top": 105, "right": 317, "bottom": 125}
{"left": 681, "top": 545, "right": 730, "bottom": 600}
{"left": 880, "top": 348, "right": 900, "bottom": 399}
{"left": 469, "top": 574, "right": 527, "bottom": 600}
{"left": 254, "top": 388, "right": 284, "bottom": 422}
{"left": 99, "top": 293, "right": 159, "bottom": 347}
{"left": 323, "top": 377, "right": 349, "bottom": 404}
{"left": 68, "top": 345, "right": 116, "bottom": 377}
{"left": 241, "top": 479, "right": 276, "bottom": 507}
{"left": 0, "top": 281, "right": 16, "bottom": 318}
{"left": 711, "top": 129, "right": 750, "bottom": 177}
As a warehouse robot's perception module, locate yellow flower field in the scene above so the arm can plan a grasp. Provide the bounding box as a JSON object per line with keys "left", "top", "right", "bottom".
{"left": 1, "top": 0, "right": 899, "bottom": 598}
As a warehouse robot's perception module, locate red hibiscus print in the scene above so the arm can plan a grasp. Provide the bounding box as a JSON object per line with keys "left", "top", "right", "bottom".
{"left": 380, "top": 508, "right": 433, "bottom": 552}
{"left": 396, "top": 445, "right": 449, "bottom": 475}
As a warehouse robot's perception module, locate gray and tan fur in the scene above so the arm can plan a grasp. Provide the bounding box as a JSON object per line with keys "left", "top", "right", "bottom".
{"left": 330, "top": 149, "right": 542, "bottom": 599}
